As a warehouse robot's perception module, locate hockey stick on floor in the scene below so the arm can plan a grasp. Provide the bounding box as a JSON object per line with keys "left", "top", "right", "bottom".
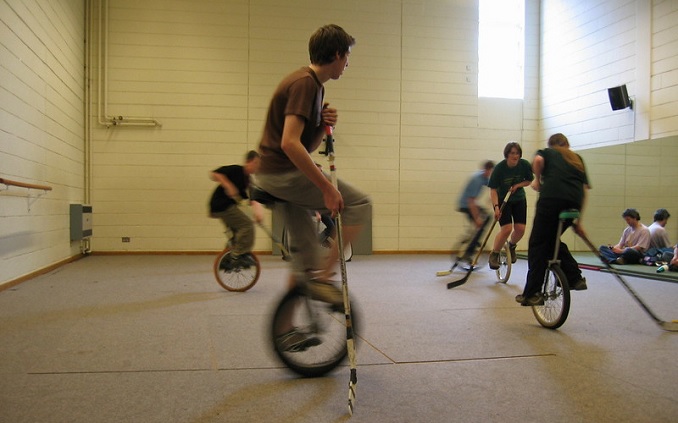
{"left": 446, "top": 189, "right": 514, "bottom": 289}
{"left": 323, "top": 125, "right": 358, "bottom": 414}
{"left": 576, "top": 225, "right": 678, "bottom": 332}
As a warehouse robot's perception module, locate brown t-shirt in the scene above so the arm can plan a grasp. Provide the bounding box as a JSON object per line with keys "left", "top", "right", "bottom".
{"left": 258, "top": 67, "right": 325, "bottom": 174}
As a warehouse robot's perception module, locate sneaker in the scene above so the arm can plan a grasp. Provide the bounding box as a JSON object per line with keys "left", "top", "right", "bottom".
{"left": 220, "top": 253, "right": 250, "bottom": 271}
{"left": 234, "top": 253, "right": 256, "bottom": 269}
{"left": 277, "top": 329, "right": 321, "bottom": 352}
{"left": 219, "top": 253, "right": 235, "bottom": 271}
{"left": 515, "top": 293, "right": 544, "bottom": 306}
{"left": 571, "top": 277, "right": 588, "bottom": 291}
{"left": 305, "top": 278, "right": 344, "bottom": 308}
{"left": 614, "top": 257, "right": 626, "bottom": 265}
{"left": 488, "top": 251, "right": 500, "bottom": 270}
{"left": 508, "top": 242, "right": 517, "bottom": 264}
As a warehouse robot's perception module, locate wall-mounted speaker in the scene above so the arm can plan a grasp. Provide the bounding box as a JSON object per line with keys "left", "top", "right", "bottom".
{"left": 608, "top": 85, "right": 631, "bottom": 110}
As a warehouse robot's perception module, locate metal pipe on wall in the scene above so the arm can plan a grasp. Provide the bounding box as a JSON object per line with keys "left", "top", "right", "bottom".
{"left": 94, "top": 0, "right": 161, "bottom": 128}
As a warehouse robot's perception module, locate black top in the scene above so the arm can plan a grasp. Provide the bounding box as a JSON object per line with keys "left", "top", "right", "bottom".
{"left": 537, "top": 148, "right": 589, "bottom": 206}
{"left": 209, "top": 165, "right": 250, "bottom": 213}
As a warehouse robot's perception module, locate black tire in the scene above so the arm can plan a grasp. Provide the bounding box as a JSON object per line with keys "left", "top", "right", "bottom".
{"left": 271, "top": 287, "right": 358, "bottom": 377}
{"left": 532, "top": 264, "right": 570, "bottom": 329}
{"left": 213, "top": 248, "right": 260, "bottom": 292}
{"left": 496, "top": 242, "right": 512, "bottom": 283}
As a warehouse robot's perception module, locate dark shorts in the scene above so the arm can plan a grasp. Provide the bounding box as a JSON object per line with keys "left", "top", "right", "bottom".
{"left": 498, "top": 199, "right": 527, "bottom": 226}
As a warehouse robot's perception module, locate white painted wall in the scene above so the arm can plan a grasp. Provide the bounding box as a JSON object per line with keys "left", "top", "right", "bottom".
{"left": 2, "top": 0, "right": 677, "bottom": 287}
{"left": 541, "top": 0, "right": 640, "bottom": 148}
{"left": 85, "top": 0, "right": 544, "bottom": 254}
{"left": 0, "top": 0, "right": 85, "bottom": 284}
{"left": 651, "top": 0, "right": 678, "bottom": 138}
{"left": 540, "top": 0, "right": 678, "bottom": 247}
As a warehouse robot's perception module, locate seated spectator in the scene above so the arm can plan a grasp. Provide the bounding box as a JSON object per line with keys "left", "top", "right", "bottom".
{"left": 668, "top": 244, "right": 678, "bottom": 271}
{"left": 649, "top": 208, "right": 671, "bottom": 249}
{"left": 643, "top": 208, "right": 674, "bottom": 265}
{"left": 599, "top": 208, "right": 651, "bottom": 265}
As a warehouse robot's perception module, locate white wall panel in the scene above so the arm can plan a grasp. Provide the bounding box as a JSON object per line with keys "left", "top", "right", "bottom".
{"left": 651, "top": 0, "right": 678, "bottom": 137}
{"left": 0, "top": 0, "right": 85, "bottom": 286}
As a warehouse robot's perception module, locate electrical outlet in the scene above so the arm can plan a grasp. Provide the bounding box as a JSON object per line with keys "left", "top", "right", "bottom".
{"left": 122, "top": 237, "right": 131, "bottom": 242}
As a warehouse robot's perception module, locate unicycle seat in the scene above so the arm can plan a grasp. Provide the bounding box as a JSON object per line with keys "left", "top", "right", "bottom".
{"left": 559, "top": 209, "right": 580, "bottom": 220}
{"left": 250, "top": 185, "right": 285, "bottom": 206}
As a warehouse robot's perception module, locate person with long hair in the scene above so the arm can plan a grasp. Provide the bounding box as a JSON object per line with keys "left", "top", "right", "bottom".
{"left": 517, "top": 133, "right": 590, "bottom": 306}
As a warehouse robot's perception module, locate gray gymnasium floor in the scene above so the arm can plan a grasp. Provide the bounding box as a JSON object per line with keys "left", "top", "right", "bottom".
{"left": 1, "top": 253, "right": 677, "bottom": 423}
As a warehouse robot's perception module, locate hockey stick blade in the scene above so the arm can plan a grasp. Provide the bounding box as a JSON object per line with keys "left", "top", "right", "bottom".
{"left": 447, "top": 267, "right": 473, "bottom": 289}
{"left": 437, "top": 258, "right": 461, "bottom": 276}
{"left": 348, "top": 368, "right": 357, "bottom": 411}
{"left": 660, "top": 321, "right": 678, "bottom": 332}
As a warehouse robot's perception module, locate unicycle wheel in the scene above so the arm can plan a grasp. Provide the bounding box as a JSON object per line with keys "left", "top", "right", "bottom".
{"left": 532, "top": 265, "right": 570, "bottom": 329}
{"left": 213, "top": 249, "right": 260, "bottom": 292}
{"left": 496, "top": 242, "right": 512, "bottom": 283}
{"left": 271, "top": 287, "right": 358, "bottom": 377}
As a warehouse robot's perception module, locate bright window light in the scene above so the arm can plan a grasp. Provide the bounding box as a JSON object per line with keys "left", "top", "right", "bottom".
{"left": 478, "top": 0, "right": 525, "bottom": 99}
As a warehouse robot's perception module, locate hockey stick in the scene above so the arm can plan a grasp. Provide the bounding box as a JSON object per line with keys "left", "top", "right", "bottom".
{"left": 576, "top": 225, "right": 678, "bottom": 332}
{"left": 255, "top": 221, "right": 291, "bottom": 261}
{"left": 446, "top": 189, "right": 513, "bottom": 289}
{"left": 436, "top": 226, "right": 475, "bottom": 276}
{"left": 323, "top": 125, "right": 358, "bottom": 414}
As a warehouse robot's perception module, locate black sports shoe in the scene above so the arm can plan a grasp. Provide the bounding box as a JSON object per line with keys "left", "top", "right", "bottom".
{"left": 235, "top": 253, "right": 256, "bottom": 269}
{"left": 515, "top": 293, "right": 544, "bottom": 306}
{"left": 221, "top": 253, "right": 256, "bottom": 271}
{"left": 571, "top": 277, "right": 588, "bottom": 291}
{"left": 219, "top": 253, "right": 235, "bottom": 271}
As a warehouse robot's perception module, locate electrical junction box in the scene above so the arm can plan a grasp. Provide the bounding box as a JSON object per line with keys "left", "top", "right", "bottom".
{"left": 70, "top": 204, "right": 93, "bottom": 241}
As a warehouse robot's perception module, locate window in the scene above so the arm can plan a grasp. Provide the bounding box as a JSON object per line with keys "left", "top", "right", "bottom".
{"left": 478, "top": 0, "right": 525, "bottom": 99}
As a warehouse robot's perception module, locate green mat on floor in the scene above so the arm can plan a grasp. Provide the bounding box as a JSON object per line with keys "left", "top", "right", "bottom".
{"left": 517, "top": 252, "right": 678, "bottom": 283}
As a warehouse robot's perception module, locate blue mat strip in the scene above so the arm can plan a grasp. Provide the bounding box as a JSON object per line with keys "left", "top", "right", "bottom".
{"left": 516, "top": 253, "right": 678, "bottom": 284}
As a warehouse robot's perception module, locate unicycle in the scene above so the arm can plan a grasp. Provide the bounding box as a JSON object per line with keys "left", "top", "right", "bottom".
{"left": 531, "top": 210, "right": 576, "bottom": 329}
{"left": 213, "top": 249, "right": 260, "bottom": 292}
{"left": 249, "top": 184, "right": 360, "bottom": 376}
{"left": 495, "top": 241, "right": 512, "bottom": 283}
{"left": 271, "top": 282, "right": 358, "bottom": 377}
{"left": 270, "top": 125, "right": 359, "bottom": 413}
{"left": 213, "top": 228, "right": 261, "bottom": 292}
